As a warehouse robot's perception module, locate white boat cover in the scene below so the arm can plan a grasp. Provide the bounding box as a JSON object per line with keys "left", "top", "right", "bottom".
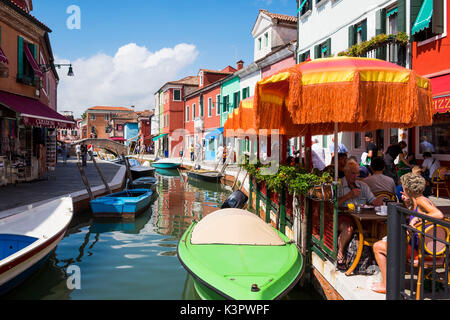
{"left": 191, "top": 209, "right": 285, "bottom": 246}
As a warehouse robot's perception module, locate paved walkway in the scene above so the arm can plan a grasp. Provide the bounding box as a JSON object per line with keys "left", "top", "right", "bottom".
{"left": 0, "top": 158, "right": 121, "bottom": 213}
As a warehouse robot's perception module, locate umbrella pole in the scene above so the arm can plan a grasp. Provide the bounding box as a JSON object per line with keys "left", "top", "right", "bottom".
{"left": 334, "top": 123, "right": 339, "bottom": 182}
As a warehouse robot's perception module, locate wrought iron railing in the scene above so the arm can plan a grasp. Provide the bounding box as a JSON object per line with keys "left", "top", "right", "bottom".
{"left": 362, "top": 42, "right": 407, "bottom": 67}
{"left": 387, "top": 204, "right": 450, "bottom": 300}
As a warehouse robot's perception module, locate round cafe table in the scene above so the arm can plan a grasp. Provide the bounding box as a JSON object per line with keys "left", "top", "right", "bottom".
{"left": 339, "top": 207, "right": 388, "bottom": 276}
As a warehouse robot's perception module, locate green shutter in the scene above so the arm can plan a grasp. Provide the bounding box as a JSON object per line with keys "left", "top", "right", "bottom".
{"left": 314, "top": 45, "right": 321, "bottom": 59}
{"left": 361, "top": 20, "right": 367, "bottom": 42}
{"left": 410, "top": 0, "right": 424, "bottom": 37}
{"left": 326, "top": 38, "right": 331, "bottom": 57}
{"left": 432, "top": 0, "right": 444, "bottom": 34}
{"left": 397, "top": 0, "right": 407, "bottom": 32}
{"left": 17, "top": 36, "right": 24, "bottom": 80}
{"left": 376, "top": 9, "right": 387, "bottom": 60}
{"left": 348, "top": 25, "right": 356, "bottom": 48}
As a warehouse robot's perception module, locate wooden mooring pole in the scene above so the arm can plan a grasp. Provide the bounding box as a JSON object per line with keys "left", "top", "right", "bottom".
{"left": 91, "top": 156, "right": 112, "bottom": 194}
{"left": 77, "top": 162, "right": 94, "bottom": 200}
{"left": 122, "top": 154, "right": 134, "bottom": 184}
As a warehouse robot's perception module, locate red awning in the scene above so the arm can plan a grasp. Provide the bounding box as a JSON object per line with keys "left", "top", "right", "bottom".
{"left": 0, "top": 90, "right": 75, "bottom": 129}
{"left": 23, "top": 43, "right": 43, "bottom": 78}
{"left": 431, "top": 74, "right": 450, "bottom": 114}
{"left": 0, "top": 47, "right": 8, "bottom": 64}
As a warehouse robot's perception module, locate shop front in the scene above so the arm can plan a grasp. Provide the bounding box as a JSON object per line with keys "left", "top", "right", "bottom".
{"left": 0, "top": 90, "right": 74, "bottom": 185}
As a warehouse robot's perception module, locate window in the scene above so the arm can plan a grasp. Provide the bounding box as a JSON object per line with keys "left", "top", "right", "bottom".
{"left": 208, "top": 98, "right": 212, "bottom": 117}
{"left": 17, "top": 37, "right": 38, "bottom": 85}
{"left": 258, "top": 38, "right": 262, "bottom": 50}
{"left": 348, "top": 20, "right": 367, "bottom": 48}
{"left": 173, "top": 89, "right": 181, "bottom": 101}
{"left": 242, "top": 87, "right": 250, "bottom": 100}
{"left": 315, "top": 39, "right": 331, "bottom": 58}
{"left": 186, "top": 106, "right": 190, "bottom": 122}
{"left": 298, "top": 0, "right": 312, "bottom": 16}
{"left": 200, "top": 96, "right": 204, "bottom": 117}
{"left": 223, "top": 96, "right": 229, "bottom": 113}
{"left": 167, "top": 114, "right": 169, "bottom": 127}
{"left": 354, "top": 132, "right": 362, "bottom": 149}
{"left": 233, "top": 92, "right": 240, "bottom": 109}
{"left": 412, "top": 0, "right": 444, "bottom": 42}
{"left": 193, "top": 103, "right": 196, "bottom": 119}
{"left": 199, "top": 72, "right": 203, "bottom": 87}
{"left": 91, "top": 114, "right": 95, "bottom": 121}
{"left": 216, "top": 95, "right": 221, "bottom": 115}
{"left": 105, "top": 114, "right": 109, "bottom": 121}
{"left": 419, "top": 113, "right": 450, "bottom": 155}
{"left": 298, "top": 50, "right": 310, "bottom": 62}
{"left": 264, "top": 33, "right": 269, "bottom": 47}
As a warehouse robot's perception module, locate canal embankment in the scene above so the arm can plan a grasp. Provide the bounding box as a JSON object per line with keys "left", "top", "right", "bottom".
{"left": 0, "top": 158, "right": 125, "bottom": 218}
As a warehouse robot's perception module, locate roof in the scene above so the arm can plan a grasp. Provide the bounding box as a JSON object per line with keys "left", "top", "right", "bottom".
{"left": 1, "top": 0, "right": 51, "bottom": 32}
{"left": 200, "top": 69, "right": 234, "bottom": 75}
{"left": 259, "top": 9, "right": 297, "bottom": 24}
{"left": 87, "top": 106, "right": 133, "bottom": 112}
{"left": 168, "top": 75, "right": 199, "bottom": 86}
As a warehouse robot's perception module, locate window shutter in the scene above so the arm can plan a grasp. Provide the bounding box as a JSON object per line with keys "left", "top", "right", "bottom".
{"left": 17, "top": 36, "right": 24, "bottom": 80}
{"left": 376, "top": 9, "right": 387, "bottom": 60}
{"left": 326, "top": 38, "right": 331, "bottom": 57}
{"left": 410, "top": 0, "right": 424, "bottom": 38}
{"left": 348, "top": 25, "right": 356, "bottom": 48}
{"left": 432, "top": 0, "right": 444, "bottom": 34}
{"left": 397, "top": 0, "right": 407, "bottom": 32}
{"left": 361, "top": 20, "right": 367, "bottom": 42}
{"left": 314, "top": 45, "right": 321, "bottom": 59}
{"left": 308, "top": 0, "right": 312, "bottom": 11}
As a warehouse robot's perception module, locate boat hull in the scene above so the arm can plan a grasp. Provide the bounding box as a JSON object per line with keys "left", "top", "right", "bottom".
{"left": 187, "top": 171, "right": 223, "bottom": 184}
{"left": 152, "top": 162, "right": 181, "bottom": 169}
{"left": 130, "top": 167, "right": 155, "bottom": 180}
{"left": 177, "top": 222, "right": 304, "bottom": 300}
{"left": 90, "top": 189, "right": 153, "bottom": 220}
{"left": 128, "top": 177, "right": 158, "bottom": 194}
{"left": 0, "top": 197, "right": 73, "bottom": 295}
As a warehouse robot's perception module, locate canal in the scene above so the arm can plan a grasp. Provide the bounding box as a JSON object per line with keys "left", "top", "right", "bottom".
{"left": 3, "top": 169, "right": 323, "bottom": 300}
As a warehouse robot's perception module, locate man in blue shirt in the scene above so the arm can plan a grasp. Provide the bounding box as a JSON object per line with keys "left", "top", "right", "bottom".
{"left": 329, "top": 137, "right": 348, "bottom": 158}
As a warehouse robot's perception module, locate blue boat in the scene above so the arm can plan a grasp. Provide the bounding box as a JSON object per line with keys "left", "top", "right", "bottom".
{"left": 155, "top": 168, "right": 180, "bottom": 177}
{"left": 151, "top": 160, "right": 181, "bottom": 169}
{"left": 90, "top": 189, "right": 153, "bottom": 220}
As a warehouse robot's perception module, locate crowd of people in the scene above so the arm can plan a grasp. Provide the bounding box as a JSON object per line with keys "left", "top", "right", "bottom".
{"left": 310, "top": 137, "right": 445, "bottom": 294}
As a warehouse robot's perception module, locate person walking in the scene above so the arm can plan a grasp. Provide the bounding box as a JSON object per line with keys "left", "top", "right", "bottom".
{"left": 61, "top": 144, "right": 68, "bottom": 164}
{"left": 87, "top": 143, "right": 94, "bottom": 161}
{"left": 311, "top": 138, "right": 326, "bottom": 171}
{"left": 190, "top": 144, "right": 195, "bottom": 162}
{"left": 75, "top": 144, "right": 81, "bottom": 162}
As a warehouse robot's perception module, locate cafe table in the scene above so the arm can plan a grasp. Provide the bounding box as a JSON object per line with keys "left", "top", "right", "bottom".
{"left": 339, "top": 207, "right": 388, "bottom": 276}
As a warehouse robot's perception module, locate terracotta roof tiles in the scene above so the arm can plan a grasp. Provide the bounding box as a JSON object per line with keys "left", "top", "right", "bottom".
{"left": 260, "top": 9, "right": 297, "bottom": 24}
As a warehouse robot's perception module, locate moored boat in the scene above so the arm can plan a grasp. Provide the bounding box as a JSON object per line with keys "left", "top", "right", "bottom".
{"left": 186, "top": 170, "right": 223, "bottom": 184}
{"left": 177, "top": 209, "right": 304, "bottom": 300}
{"left": 0, "top": 197, "right": 73, "bottom": 295}
{"left": 155, "top": 168, "right": 180, "bottom": 177}
{"left": 130, "top": 166, "right": 156, "bottom": 180}
{"left": 151, "top": 159, "right": 181, "bottom": 169}
{"left": 90, "top": 189, "right": 153, "bottom": 220}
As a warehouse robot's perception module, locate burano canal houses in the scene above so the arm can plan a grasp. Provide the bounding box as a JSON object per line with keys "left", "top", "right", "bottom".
{"left": 0, "top": 0, "right": 74, "bottom": 184}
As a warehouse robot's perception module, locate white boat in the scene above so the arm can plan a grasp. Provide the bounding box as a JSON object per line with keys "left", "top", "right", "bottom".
{"left": 0, "top": 197, "right": 73, "bottom": 294}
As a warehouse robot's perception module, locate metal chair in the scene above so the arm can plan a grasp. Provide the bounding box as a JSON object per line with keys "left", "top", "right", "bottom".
{"left": 431, "top": 167, "right": 449, "bottom": 199}
{"left": 414, "top": 221, "right": 450, "bottom": 300}
{"left": 374, "top": 191, "right": 399, "bottom": 203}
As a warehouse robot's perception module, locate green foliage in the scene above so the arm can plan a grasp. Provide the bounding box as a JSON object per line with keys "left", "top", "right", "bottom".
{"left": 338, "top": 32, "right": 409, "bottom": 57}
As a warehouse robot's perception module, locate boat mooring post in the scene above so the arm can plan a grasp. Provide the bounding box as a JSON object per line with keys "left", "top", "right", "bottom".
{"left": 91, "top": 156, "right": 112, "bottom": 194}
{"left": 122, "top": 154, "right": 134, "bottom": 184}
{"left": 77, "top": 162, "right": 94, "bottom": 200}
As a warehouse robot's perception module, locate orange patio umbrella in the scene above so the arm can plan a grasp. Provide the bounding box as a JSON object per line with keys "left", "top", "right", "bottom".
{"left": 254, "top": 56, "right": 434, "bottom": 180}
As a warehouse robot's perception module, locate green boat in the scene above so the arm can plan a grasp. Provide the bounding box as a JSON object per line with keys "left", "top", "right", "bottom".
{"left": 177, "top": 209, "right": 304, "bottom": 300}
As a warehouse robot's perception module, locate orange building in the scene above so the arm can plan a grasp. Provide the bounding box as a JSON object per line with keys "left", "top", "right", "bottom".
{"left": 0, "top": 0, "right": 73, "bottom": 183}
{"left": 81, "top": 106, "right": 134, "bottom": 141}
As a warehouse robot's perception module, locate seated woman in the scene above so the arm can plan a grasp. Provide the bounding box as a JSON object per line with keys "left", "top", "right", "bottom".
{"left": 372, "top": 172, "right": 443, "bottom": 294}
{"left": 336, "top": 160, "right": 384, "bottom": 270}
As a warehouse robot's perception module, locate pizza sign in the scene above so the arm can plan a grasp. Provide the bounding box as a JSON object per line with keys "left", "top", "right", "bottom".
{"left": 433, "top": 95, "right": 450, "bottom": 114}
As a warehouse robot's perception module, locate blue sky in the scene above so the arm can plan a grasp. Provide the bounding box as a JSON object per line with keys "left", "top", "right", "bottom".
{"left": 32, "top": 0, "right": 296, "bottom": 115}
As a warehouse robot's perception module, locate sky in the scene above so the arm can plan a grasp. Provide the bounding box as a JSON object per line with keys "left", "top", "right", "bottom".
{"left": 31, "top": 0, "right": 296, "bottom": 117}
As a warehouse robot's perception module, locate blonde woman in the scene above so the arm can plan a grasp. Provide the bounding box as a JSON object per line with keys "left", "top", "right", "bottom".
{"left": 372, "top": 173, "right": 443, "bottom": 294}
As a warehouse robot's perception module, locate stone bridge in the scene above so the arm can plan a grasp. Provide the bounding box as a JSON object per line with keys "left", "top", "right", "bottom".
{"left": 72, "top": 139, "right": 129, "bottom": 156}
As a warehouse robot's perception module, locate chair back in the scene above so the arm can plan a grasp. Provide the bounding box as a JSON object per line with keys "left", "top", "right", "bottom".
{"left": 374, "top": 191, "right": 399, "bottom": 203}
{"left": 438, "top": 166, "right": 448, "bottom": 180}
{"left": 423, "top": 223, "right": 450, "bottom": 256}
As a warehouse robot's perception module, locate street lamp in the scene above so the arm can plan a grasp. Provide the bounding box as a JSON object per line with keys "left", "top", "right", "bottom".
{"left": 39, "top": 63, "right": 75, "bottom": 77}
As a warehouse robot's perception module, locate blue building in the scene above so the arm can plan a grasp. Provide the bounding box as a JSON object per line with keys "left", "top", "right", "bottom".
{"left": 124, "top": 122, "right": 139, "bottom": 147}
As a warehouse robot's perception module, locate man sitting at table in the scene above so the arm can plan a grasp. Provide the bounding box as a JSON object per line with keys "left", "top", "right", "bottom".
{"left": 336, "top": 160, "right": 384, "bottom": 270}
{"left": 363, "top": 157, "right": 397, "bottom": 195}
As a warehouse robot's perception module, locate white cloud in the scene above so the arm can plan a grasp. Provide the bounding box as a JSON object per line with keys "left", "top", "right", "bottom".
{"left": 55, "top": 43, "right": 199, "bottom": 117}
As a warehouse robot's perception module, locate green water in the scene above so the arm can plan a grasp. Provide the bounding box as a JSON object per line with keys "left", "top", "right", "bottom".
{"left": 3, "top": 170, "right": 323, "bottom": 300}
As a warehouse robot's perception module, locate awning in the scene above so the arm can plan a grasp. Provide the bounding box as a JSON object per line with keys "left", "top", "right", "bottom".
{"left": 431, "top": 74, "right": 450, "bottom": 114}
{"left": 152, "top": 133, "right": 168, "bottom": 141}
{"left": 110, "top": 137, "right": 125, "bottom": 142}
{"left": 23, "top": 43, "right": 43, "bottom": 78}
{"left": 0, "top": 47, "right": 8, "bottom": 64}
{"left": 205, "top": 127, "right": 224, "bottom": 139}
{"left": 411, "top": 0, "right": 433, "bottom": 35}
{"left": 0, "top": 90, "right": 75, "bottom": 128}
{"left": 387, "top": 7, "right": 398, "bottom": 18}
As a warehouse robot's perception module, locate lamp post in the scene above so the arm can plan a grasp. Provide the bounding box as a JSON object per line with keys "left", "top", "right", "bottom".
{"left": 39, "top": 63, "right": 75, "bottom": 77}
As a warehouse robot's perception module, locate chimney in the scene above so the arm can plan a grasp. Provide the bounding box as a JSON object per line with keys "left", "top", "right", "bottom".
{"left": 237, "top": 60, "right": 244, "bottom": 71}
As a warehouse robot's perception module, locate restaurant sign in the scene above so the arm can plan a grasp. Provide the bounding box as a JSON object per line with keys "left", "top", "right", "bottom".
{"left": 22, "top": 116, "right": 74, "bottom": 129}
{"left": 433, "top": 94, "right": 450, "bottom": 114}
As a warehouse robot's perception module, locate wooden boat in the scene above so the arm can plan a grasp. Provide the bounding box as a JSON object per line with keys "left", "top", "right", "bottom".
{"left": 186, "top": 169, "right": 223, "bottom": 184}
{"left": 0, "top": 197, "right": 73, "bottom": 295}
{"left": 90, "top": 189, "right": 153, "bottom": 220}
{"left": 128, "top": 177, "right": 158, "bottom": 193}
{"left": 151, "top": 160, "right": 181, "bottom": 169}
{"left": 177, "top": 209, "right": 304, "bottom": 300}
{"left": 130, "top": 166, "right": 156, "bottom": 180}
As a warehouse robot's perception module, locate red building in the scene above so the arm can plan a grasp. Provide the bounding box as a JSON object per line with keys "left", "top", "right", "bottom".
{"left": 157, "top": 76, "right": 198, "bottom": 157}
{"left": 411, "top": 0, "right": 450, "bottom": 166}
{"left": 184, "top": 66, "right": 236, "bottom": 161}
{"left": 136, "top": 110, "right": 153, "bottom": 151}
